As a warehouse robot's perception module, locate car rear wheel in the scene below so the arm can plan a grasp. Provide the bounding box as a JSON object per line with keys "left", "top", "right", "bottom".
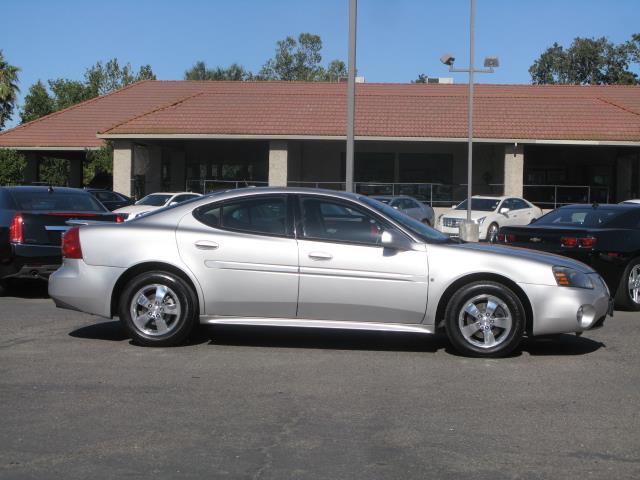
{"left": 615, "top": 258, "right": 640, "bottom": 311}
{"left": 119, "top": 271, "right": 197, "bottom": 347}
{"left": 445, "top": 281, "right": 525, "bottom": 357}
{"left": 486, "top": 223, "right": 499, "bottom": 243}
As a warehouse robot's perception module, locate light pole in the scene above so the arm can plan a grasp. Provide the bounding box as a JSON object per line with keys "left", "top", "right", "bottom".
{"left": 441, "top": 0, "right": 498, "bottom": 241}
{"left": 345, "top": 0, "right": 357, "bottom": 192}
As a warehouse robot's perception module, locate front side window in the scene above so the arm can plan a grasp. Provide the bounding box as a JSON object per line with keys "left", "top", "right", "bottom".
{"left": 535, "top": 208, "right": 620, "bottom": 227}
{"left": 194, "top": 196, "right": 288, "bottom": 236}
{"left": 510, "top": 199, "right": 529, "bottom": 210}
{"left": 300, "top": 197, "right": 386, "bottom": 245}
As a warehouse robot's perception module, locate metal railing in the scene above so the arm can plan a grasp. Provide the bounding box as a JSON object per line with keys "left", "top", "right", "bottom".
{"left": 186, "top": 179, "right": 269, "bottom": 194}
{"left": 185, "top": 179, "right": 612, "bottom": 209}
{"left": 523, "top": 184, "right": 610, "bottom": 209}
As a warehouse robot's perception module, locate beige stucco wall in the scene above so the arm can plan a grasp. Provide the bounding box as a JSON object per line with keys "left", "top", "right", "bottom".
{"left": 112, "top": 140, "right": 133, "bottom": 196}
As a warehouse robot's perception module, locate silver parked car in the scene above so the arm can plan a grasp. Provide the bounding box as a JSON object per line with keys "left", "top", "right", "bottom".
{"left": 371, "top": 195, "right": 435, "bottom": 226}
{"left": 49, "top": 188, "right": 612, "bottom": 357}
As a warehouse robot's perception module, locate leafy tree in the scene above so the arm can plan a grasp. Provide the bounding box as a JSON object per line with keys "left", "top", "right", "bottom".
{"left": 529, "top": 35, "right": 640, "bottom": 85}
{"left": 84, "top": 143, "right": 113, "bottom": 186}
{"left": 323, "top": 60, "right": 347, "bottom": 81}
{"left": 47, "top": 78, "right": 92, "bottom": 110}
{"left": 20, "top": 80, "right": 55, "bottom": 123}
{"left": 413, "top": 74, "right": 428, "bottom": 83}
{"left": 0, "top": 50, "right": 20, "bottom": 130}
{"left": 185, "top": 61, "right": 252, "bottom": 81}
{"left": 0, "top": 149, "right": 26, "bottom": 185}
{"left": 85, "top": 58, "right": 155, "bottom": 96}
{"left": 259, "top": 33, "right": 327, "bottom": 81}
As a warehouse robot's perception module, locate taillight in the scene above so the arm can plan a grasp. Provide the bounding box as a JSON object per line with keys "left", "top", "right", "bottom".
{"left": 578, "top": 237, "right": 597, "bottom": 249}
{"left": 496, "top": 233, "right": 505, "bottom": 242}
{"left": 561, "top": 236, "right": 597, "bottom": 248}
{"left": 9, "top": 213, "right": 24, "bottom": 243}
{"left": 115, "top": 215, "right": 125, "bottom": 223}
{"left": 495, "top": 233, "right": 515, "bottom": 243}
{"left": 62, "top": 227, "right": 83, "bottom": 259}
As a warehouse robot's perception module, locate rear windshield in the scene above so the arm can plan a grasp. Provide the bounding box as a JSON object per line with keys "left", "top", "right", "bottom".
{"left": 137, "top": 194, "right": 172, "bottom": 206}
{"left": 535, "top": 207, "right": 621, "bottom": 227}
{"left": 455, "top": 198, "right": 500, "bottom": 212}
{"left": 9, "top": 190, "right": 106, "bottom": 212}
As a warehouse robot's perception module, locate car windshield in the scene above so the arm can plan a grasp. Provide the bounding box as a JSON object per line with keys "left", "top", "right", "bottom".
{"left": 455, "top": 198, "right": 501, "bottom": 212}
{"left": 361, "top": 196, "right": 450, "bottom": 243}
{"left": 136, "top": 194, "right": 172, "bottom": 206}
{"left": 9, "top": 190, "right": 106, "bottom": 212}
{"left": 535, "top": 207, "right": 622, "bottom": 227}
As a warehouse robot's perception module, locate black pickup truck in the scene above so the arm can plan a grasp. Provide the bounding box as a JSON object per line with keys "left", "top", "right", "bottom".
{"left": 0, "top": 186, "right": 123, "bottom": 294}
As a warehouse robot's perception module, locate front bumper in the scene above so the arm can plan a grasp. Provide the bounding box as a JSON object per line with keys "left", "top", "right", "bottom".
{"left": 520, "top": 274, "right": 612, "bottom": 336}
{"left": 48, "top": 259, "right": 125, "bottom": 318}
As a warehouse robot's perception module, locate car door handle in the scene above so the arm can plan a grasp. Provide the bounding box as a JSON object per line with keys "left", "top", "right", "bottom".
{"left": 195, "top": 240, "right": 219, "bottom": 250}
{"left": 308, "top": 251, "right": 332, "bottom": 261}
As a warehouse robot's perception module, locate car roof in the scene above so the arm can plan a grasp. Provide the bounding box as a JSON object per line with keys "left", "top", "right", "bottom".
{"left": 0, "top": 185, "right": 88, "bottom": 194}
{"left": 558, "top": 203, "right": 639, "bottom": 211}
{"left": 470, "top": 195, "right": 509, "bottom": 200}
{"left": 143, "top": 192, "right": 200, "bottom": 196}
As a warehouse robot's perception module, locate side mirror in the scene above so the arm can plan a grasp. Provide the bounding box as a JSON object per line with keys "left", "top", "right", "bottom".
{"left": 380, "top": 229, "right": 414, "bottom": 251}
{"left": 499, "top": 207, "right": 510, "bottom": 215}
{"left": 392, "top": 205, "right": 400, "bottom": 210}
{"left": 169, "top": 201, "right": 178, "bottom": 206}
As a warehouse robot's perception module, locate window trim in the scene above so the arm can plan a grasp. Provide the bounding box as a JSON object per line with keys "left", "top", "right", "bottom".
{"left": 296, "top": 194, "right": 403, "bottom": 248}
{"left": 192, "top": 194, "right": 294, "bottom": 239}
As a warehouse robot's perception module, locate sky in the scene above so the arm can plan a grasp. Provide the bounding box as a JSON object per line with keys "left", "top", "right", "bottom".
{"left": 2, "top": 0, "right": 639, "bottom": 129}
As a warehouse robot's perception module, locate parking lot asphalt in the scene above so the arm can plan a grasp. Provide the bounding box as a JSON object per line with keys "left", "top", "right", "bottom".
{"left": 1, "top": 282, "right": 639, "bottom": 480}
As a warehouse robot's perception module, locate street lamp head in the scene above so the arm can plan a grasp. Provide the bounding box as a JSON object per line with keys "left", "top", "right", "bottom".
{"left": 483, "top": 56, "right": 500, "bottom": 68}
{"left": 440, "top": 54, "right": 456, "bottom": 67}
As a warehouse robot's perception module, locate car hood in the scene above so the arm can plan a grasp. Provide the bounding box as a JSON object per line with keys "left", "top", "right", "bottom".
{"left": 113, "top": 205, "right": 162, "bottom": 215}
{"left": 451, "top": 241, "right": 595, "bottom": 274}
{"left": 440, "top": 209, "right": 493, "bottom": 221}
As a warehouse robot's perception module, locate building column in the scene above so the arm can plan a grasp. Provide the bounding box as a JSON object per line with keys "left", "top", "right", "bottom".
{"left": 113, "top": 140, "right": 133, "bottom": 197}
{"left": 23, "top": 152, "right": 39, "bottom": 184}
{"left": 68, "top": 155, "right": 84, "bottom": 188}
{"left": 268, "top": 140, "right": 288, "bottom": 187}
{"left": 503, "top": 143, "right": 524, "bottom": 197}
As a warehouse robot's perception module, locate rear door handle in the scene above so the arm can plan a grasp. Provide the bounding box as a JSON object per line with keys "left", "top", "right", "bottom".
{"left": 195, "top": 240, "right": 219, "bottom": 250}
{"left": 308, "top": 251, "right": 332, "bottom": 261}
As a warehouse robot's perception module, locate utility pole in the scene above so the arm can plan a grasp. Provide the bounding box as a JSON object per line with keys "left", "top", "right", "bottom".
{"left": 345, "top": 0, "right": 357, "bottom": 192}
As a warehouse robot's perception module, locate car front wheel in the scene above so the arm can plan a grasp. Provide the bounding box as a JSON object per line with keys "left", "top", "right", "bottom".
{"left": 486, "top": 223, "right": 499, "bottom": 243}
{"left": 119, "top": 271, "right": 197, "bottom": 347}
{"left": 444, "top": 281, "right": 525, "bottom": 357}
{"left": 615, "top": 258, "right": 640, "bottom": 311}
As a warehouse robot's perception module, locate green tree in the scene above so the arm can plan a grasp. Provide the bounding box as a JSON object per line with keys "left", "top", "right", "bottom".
{"left": 323, "top": 60, "right": 347, "bottom": 81}
{"left": 20, "top": 80, "right": 55, "bottom": 123}
{"left": 84, "top": 143, "right": 113, "bottom": 186}
{"left": 0, "top": 50, "right": 20, "bottom": 130}
{"left": 259, "top": 33, "right": 330, "bottom": 81}
{"left": 529, "top": 35, "right": 640, "bottom": 85}
{"left": 0, "top": 149, "right": 26, "bottom": 185}
{"left": 184, "top": 61, "right": 252, "bottom": 81}
{"left": 85, "top": 58, "right": 155, "bottom": 96}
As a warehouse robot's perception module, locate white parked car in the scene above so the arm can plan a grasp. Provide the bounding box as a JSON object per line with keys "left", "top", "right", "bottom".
{"left": 437, "top": 196, "right": 543, "bottom": 242}
{"left": 620, "top": 199, "right": 640, "bottom": 205}
{"left": 115, "top": 192, "right": 202, "bottom": 220}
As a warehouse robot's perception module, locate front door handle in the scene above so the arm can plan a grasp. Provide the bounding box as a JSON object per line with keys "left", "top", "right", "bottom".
{"left": 195, "top": 240, "right": 219, "bottom": 250}
{"left": 308, "top": 251, "right": 332, "bottom": 261}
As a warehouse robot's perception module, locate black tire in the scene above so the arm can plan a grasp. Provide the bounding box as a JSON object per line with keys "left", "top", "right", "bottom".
{"left": 444, "top": 281, "right": 525, "bottom": 357}
{"left": 119, "top": 271, "right": 198, "bottom": 347}
{"left": 614, "top": 257, "right": 640, "bottom": 311}
{"left": 486, "top": 223, "right": 499, "bottom": 243}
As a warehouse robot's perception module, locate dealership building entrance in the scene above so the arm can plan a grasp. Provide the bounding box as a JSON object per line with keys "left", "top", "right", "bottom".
{"left": 1, "top": 81, "right": 639, "bottom": 207}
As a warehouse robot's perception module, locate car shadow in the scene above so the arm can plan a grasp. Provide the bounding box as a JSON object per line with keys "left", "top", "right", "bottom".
{"left": 205, "top": 325, "right": 448, "bottom": 353}
{"left": 2, "top": 279, "right": 49, "bottom": 299}
{"left": 69, "top": 322, "right": 605, "bottom": 356}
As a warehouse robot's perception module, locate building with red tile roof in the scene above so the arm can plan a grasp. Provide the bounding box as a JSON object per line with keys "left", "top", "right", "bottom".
{"left": 1, "top": 80, "right": 639, "bottom": 205}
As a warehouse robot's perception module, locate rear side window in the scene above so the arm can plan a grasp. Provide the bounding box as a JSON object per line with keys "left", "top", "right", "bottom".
{"left": 194, "top": 196, "right": 288, "bottom": 236}
{"left": 9, "top": 190, "right": 106, "bottom": 212}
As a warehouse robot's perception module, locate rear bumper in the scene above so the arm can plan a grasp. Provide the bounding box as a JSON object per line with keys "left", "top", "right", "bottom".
{"left": 1, "top": 244, "right": 61, "bottom": 281}
{"left": 48, "top": 259, "right": 125, "bottom": 318}
{"left": 520, "top": 276, "right": 612, "bottom": 336}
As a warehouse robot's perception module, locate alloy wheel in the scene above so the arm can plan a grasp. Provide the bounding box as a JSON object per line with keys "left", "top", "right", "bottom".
{"left": 457, "top": 294, "right": 513, "bottom": 349}
{"left": 628, "top": 265, "right": 640, "bottom": 304}
{"left": 129, "top": 284, "right": 182, "bottom": 336}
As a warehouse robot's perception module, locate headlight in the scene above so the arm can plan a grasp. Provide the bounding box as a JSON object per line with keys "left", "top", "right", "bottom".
{"left": 476, "top": 216, "right": 486, "bottom": 225}
{"left": 552, "top": 266, "right": 594, "bottom": 289}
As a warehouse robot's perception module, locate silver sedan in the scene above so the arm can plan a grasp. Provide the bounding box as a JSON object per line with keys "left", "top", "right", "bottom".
{"left": 371, "top": 195, "right": 435, "bottom": 226}
{"left": 49, "top": 188, "right": 612, "bottom": 357}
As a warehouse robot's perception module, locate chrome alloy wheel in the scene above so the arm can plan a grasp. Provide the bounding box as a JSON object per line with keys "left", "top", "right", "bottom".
{"left": 487, "top": 224, "right": 499, "bottom": 243}
{"left": 458, "top": 294, "right": 513, "bottom": 349}
{"left": 129, "top": 284, "right": 182, "bottom": 336}
{"left": 628, "top": 265, "right": 640, "bottom": 304}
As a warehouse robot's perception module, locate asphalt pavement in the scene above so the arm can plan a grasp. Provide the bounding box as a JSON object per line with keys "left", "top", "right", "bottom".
{"left": 1, "top": 281, "right": 639, "bottom": 479}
